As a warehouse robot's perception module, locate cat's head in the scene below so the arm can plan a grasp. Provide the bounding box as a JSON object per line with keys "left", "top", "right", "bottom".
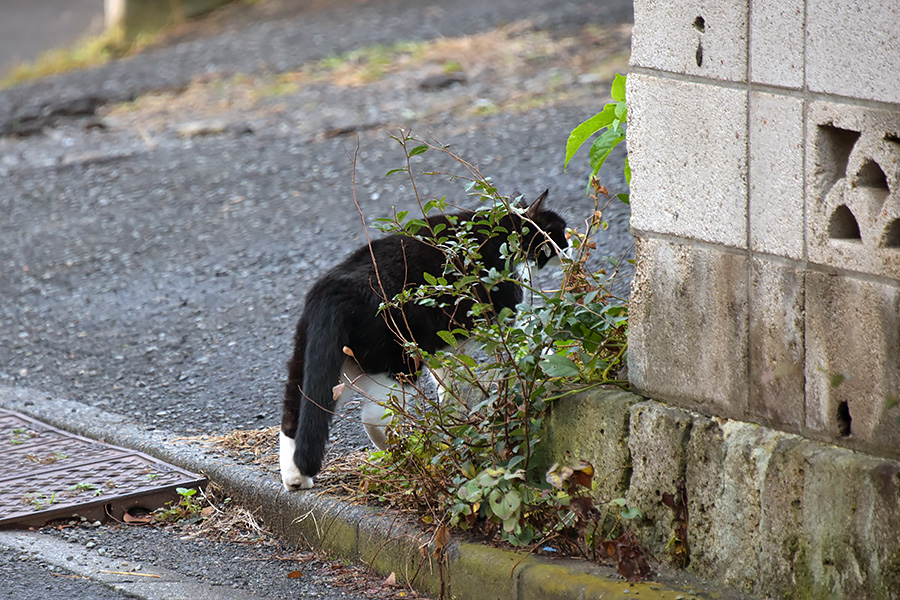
{"left": 519, "top": 190, "right": 568, "bottom": 269}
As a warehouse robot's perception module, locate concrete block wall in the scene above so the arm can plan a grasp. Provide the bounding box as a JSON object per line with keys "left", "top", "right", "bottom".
{"left": 627, "top": 0, "right": 900, "bottom": 461}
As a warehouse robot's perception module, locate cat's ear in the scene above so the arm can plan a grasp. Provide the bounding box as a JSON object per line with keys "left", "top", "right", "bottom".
{"left": 525, "top": 189, "right": 549, "bottom": 219}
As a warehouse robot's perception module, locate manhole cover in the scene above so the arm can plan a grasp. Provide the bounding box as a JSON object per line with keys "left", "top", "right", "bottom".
{"left": 0, "top": 408, "right": 207, "bottom": 529}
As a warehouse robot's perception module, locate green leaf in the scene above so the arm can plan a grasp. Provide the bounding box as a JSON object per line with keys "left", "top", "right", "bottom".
{"left": 385, "top": 168, "right": 407, "bottom": 177}
{"left": 564, "top": 104, "right": 618, "bottom": 170}
{"left": 624, "top": 157, "right": 631, "bottom": 185}
{"left": 621, "top": 507, "right": 643, "bottom": 520}
{"left": 540, "top": 354, "right": 581, "bottom": 378}
{"left": 610, "top": 72, "right": 627, "bottom": 102}
{"left": 436, "top": 330, "right": 456, "bottom": 347}
{"left": 409, "top": 145, "right": 428, "bottom": 156}
{"left": 457, "top": 354, "right": 478, "bottom": 368}
{"left": 589, "top": 128, "right": 625, "bottom": 177}
{"left": 489, "top": 489, "right": 521, "bottom": 520}
{"left": 616, "top": 193, "right": 630, "bottom": 205}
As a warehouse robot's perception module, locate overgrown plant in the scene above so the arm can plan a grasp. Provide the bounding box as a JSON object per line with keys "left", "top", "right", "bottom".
{"left": 356, "top": 91, "right": 638, "bottom": 569}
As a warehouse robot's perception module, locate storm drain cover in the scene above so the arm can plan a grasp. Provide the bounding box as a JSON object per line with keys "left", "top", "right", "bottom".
{"left": 0, "top": 408, "right": 206, "bottom": 529}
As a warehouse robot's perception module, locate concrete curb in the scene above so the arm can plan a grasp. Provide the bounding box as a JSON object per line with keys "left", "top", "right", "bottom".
{"left": 0, "top": 385, "right": 707, "bottom": 600}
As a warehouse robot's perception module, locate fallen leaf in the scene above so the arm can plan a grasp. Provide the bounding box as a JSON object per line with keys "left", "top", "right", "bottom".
{"left": 332, "top": 382, "right": 346, "bottom": 400}
{"left": 122, "top": 511, "right": 152, "bottom": 525}
{"left": 200, "top": 506, "right": 216, "bottom": 517}
{"left": 384, "top": 572, "right": 396, "bottom": 586}
{"left": 287, "top": 570, "right": 302, "bottom": 579}
{"left": 435, "top": 524, "right": 450, "bottom": 550}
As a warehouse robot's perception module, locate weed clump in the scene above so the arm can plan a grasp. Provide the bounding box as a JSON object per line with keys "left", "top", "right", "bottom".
{"left": 355, "top": 108, "right": 644, "bottom": 577}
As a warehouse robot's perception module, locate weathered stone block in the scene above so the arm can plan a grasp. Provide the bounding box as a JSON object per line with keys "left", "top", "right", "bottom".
{"left": 748, "top": 258, "right": 805, "bottom": 431}
{"left": 756, "top": 436, "right": 813, "bottom": 598}
{"left": 626, "top": 401, "right": 693, "bottom": 552}
{"left": 806, "top": 101, "right": 900, "bottom": 280}
{"left": 795, "top": 447, "right": 900, "bottom": 599}
{"left": 807, "top": 0, "right": 900, "bottom": 104}
{"left": 685, "top": 419, "right": 784, "bottom": 591}
{"left": 749, "top": 92, "right": 805, "bottom": 259}
{"left": 532, "top": 389, "right": 639, "bottom": 501}
{"left": 749, "top": 0, "right": 804, "bottom": 88}
{"left": 631, "top": 0, "right": 748, "bottom": 82}
{"left": 628, "top": 237, "right": 749, "bottom": 417}
{"left": 804, "top": 272, "right": 900, "bottom": 459}
{"left": 628, "top": 74, "right": 748, "bottom": 248}
{"left": 672, "top": 412, "right": 900, "bottom": 599}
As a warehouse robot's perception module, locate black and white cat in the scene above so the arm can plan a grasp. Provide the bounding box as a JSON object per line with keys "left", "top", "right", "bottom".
{"left": 280, "top": 190, "right": 568, "bottom": 490}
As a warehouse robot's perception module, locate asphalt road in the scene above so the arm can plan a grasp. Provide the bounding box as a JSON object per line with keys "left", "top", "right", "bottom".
{"left": 0, "top": 0, "right": 634, "bottom": 596}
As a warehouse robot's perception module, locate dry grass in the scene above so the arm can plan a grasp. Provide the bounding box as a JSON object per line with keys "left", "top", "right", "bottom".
{"left": 204, "top": 425, "right": 280, "bottom": 465}
{"left": 0, "top": 26, "right": 162, "bottom": 89}
{"left": 195, "top": 426, "right": 367, "bottom": 499}
{"left": 192, "top": 483, "right": 275, "bottom": 544}
{"left": 313, "top": 449, "right": 368, "bottom": 497}
{"left": 99, "top": 21, "right": 632, "bottom": 135}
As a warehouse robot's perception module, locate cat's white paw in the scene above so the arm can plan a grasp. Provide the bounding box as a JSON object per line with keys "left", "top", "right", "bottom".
{"left": 280, "top": 431, "right": 314, "bottom": 490}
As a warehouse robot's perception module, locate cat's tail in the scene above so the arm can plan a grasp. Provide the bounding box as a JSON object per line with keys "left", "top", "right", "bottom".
{"left": 292, "top": 300, "right": 349, "bottom": 481}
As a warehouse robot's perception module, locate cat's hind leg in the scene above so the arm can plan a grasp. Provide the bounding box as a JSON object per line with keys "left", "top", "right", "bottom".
{"left": 428, "top": 337, "right": 485, "bottom": 404}
{"left": 280, "top": 431, "right": 313, "bottom": 490}
{"left": 339, "top": 362, "right": 413, "bottom": 451}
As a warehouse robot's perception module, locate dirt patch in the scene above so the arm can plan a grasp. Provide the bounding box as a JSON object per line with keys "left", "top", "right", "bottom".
{"left": 100, "top": 22, "right": 631, "bottom": 139}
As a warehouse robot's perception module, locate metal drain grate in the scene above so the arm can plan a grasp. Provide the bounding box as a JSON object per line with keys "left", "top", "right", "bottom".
{"left": 0, "top": 408, "right": 207, "bottom": 529}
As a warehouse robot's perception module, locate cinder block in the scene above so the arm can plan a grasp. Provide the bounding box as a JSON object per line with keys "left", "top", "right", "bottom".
{"left": 628, "top": 74, "right": 749, "bottom": 248}
{"left": 748, "top": 258, "right": 805, "bottom": 431}
{"left": 628, "top": 237, "right": 749, "bottom": 417}
{"left": 807, "top": 0, "right": 900, "bottom": 104}
{"left": 631, "top": 0, "right": 748, "bottom": 82}
{"left": 749, "top": 92, "right": 805, "bottom": 259}
{"left": 805, "top": 272, "right": 900, "bottom": 459}
{"left": 749, "top": 0, "right": 804, "bottom": 88}
{"left": 806, "top": 101, "right": 900, "bottom": 280}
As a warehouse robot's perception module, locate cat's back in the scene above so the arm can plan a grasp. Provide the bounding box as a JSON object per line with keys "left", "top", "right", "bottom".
{"left": 304, "top": 232, "right": 442, "bottom": 306}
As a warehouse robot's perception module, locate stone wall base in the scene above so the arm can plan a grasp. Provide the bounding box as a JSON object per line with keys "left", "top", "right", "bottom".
{"left": 537, "top": 389, "right": 900, "bottom": 600}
